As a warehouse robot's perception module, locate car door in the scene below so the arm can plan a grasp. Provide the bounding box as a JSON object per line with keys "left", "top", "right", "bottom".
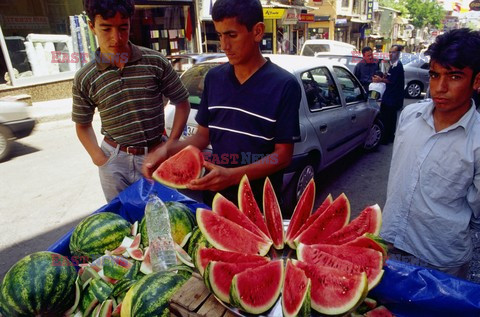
{"left": 332, "top": 65, "right": 373, "bottom": 148}
{"left": 300, "top": 66, "right": 351, "bottom": 165}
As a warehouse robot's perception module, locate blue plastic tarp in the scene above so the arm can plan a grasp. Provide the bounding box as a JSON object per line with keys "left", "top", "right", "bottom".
{"left": 47, "top": 178, "right": 480, "bottom": 317}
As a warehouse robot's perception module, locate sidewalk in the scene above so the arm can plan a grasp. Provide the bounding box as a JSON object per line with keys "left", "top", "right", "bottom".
{"left": 29, "top": 98, "right": 73, "bottom": 123}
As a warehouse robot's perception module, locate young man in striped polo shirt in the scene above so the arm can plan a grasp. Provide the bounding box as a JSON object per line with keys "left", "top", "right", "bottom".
{"left": 72, "top": 0, "right": 190, "bottom": 202}
{"left": 143, "top": 0, "right": 301, "bottom": 206}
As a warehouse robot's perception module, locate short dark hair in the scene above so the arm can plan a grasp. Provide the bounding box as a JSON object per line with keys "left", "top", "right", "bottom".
{"left": 84, "top": 0, "right": 135, "bottom": 24}
{"left": 391, "top": 44, "right": 403, "bottom": 52}
{"left": 211, "top": 0, "right": 263, "bottom": 31}
{"left": 361, "top": 46, "right": 372, "bottom": 55}
{"left": 425, "top": 28, "right": 480, "bottom": 80}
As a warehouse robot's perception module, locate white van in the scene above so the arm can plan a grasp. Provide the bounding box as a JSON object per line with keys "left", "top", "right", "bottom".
{"left": 300, "top": 39, "right": 356, "bottom": 57}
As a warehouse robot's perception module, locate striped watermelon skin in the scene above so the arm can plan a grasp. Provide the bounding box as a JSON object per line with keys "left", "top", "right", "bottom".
{"left": 140, "top": 201, "right": 196, "bottom": 247}
{"left": 0, "top": 251, "right": 77, "bottom": 316}
{"left": 69, "top": 212, "right": 131, "bottom": 259}
{"left": 123, "top": 271, "right": 189, "bottom": 316}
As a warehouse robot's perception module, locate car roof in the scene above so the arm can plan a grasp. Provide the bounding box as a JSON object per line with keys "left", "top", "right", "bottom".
{"left": 198, "top": 54, "right": 346, "bottom": 74}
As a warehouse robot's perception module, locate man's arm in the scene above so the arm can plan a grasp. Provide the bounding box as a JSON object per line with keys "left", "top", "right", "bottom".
{"left": 75, "top": 123, "right": 107, "bottom": 166}
{"left": 187, "top": 143, "right": 294, "bottom": 192}
{"left": 167, "top": 99, "right": 190, "bottom": 141}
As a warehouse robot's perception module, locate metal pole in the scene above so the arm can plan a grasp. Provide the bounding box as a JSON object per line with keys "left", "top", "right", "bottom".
{"left": 0, "top": 26, "right": 17, "bottom": 86}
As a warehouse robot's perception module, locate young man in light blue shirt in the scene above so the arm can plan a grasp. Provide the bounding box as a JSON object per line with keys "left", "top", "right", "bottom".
{"left": 380, "top": 28, "right": 480, "bottom": 279}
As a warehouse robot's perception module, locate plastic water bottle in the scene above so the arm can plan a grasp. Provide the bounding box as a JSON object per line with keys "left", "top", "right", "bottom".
{"left": 144, "top": 194, "right": 177, "bottom": 272}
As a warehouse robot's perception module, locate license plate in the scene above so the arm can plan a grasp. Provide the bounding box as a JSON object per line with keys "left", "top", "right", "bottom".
{"left": 182, "top": 125, "right": 197, "bottom": 137}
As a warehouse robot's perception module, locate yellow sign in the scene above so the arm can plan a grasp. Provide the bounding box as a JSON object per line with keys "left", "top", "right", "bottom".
{"left": 263, "top": 8, "right": 286, "bottom": 19}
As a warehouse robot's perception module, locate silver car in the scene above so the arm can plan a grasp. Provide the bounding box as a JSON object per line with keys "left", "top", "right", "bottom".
{"left": 164, "top": 55, "right": 383, "bottom": 215}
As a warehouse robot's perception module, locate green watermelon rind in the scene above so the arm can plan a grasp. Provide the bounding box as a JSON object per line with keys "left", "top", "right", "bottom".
{"left": 282, "top": 260, "right": 312, "bottom": 317}
{"left": 230, "top": 260, "right": 284, "bottom": 315}
{"left": 0, "top": 251, "right": 77, "bottom": 317}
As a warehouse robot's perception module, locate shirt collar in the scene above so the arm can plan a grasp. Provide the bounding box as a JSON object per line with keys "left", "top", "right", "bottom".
{"left": 420, "top": 99, "right": 478, "bottom": 131}
{"left": 390, "top": 59, "right": 399, "bottom": 67}
{"left": 95, "top": 42, "right": 142, "bottom": 71}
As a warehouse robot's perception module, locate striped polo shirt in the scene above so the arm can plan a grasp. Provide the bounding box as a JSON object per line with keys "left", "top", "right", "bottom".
{"left": 72, "top": 43, "right": 189, "bottom": 146}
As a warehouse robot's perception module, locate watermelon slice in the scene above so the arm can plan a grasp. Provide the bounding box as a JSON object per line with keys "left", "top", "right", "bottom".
{"left": 285, "top": 178, "right": 315, "bottom": 249}
{"left": 153, "top": 145, "right": 204, "bottom": 188}
{"left": 196, "top": 208, "right": 272, "bottom": 255}
{"left": 230, "top": 260, "right": 284, "bottom": 315}
{"left": 294, "top": 193, "right": 350, "bottom": 247}
{"left": 364, "top": 305, "right": 394, "bottom": 317}
{"left": 212, "top": 193, "right": 271, "bottom": 242}
{"left": 263, "top": 177, "right": 284, "bottom": 249}
{"left": 238, "top": 175, "right": 271, "bottom": 239}
{"left": 195, "top": 247, "right": 269, "bottom": 275}
{"left": 297, "top": 243, "right": 384, "bottom": 290}
{"left": 344, "top": 233, "right": 388, "bottom": 262}
{"left": 290, "top": 194, "right": 333, "bottom": 243}
{"left": 282, "top": 259, "right": 311, "bottom": 317}
{"left": 292, "top": 260, "right": 368, "bottom": 315}
{"left": 204, "top": 261, "right": 268, "bottom": 303}
{"left": 324, "top": 204, "right": 382, "bottom": 245}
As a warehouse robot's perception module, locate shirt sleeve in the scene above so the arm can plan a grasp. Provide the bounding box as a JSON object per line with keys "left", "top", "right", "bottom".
{"left": 158, "top": 56, "right": 189, "bottom": 104}
{"left": 274, "top": 77, "right": 301, "bottom": 143}
{"left": 71, "top": 76, "right": 96, "bottom": 124}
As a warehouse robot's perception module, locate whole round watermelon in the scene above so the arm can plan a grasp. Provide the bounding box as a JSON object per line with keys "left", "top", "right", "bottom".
{"left": 121, "top": 271, "right": 189, "bottom": 317}
{"left": 0, "top": 251, "right": 77, "bottom": 316}
{"left": 70, "top": 212, "right": 131, "bottom": 259}
{"left": 140, "top": 201, "right": 196, "bottom": 247}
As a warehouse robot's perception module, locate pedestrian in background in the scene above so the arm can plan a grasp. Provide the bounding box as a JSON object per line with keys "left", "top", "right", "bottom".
{"left": 373, "top": 44, "right": 405, "bottom": 144}
{"left": 72, "top": 0, "right": 190, "bottom": 202}
{"left": 380, "top": 28, "right": 480, "bottom": 279}
{"left": 143, "top": 0, "right": 301, "bottom": 207}
{"left": 354, "top": 46, "right": 380, "bottom": 93}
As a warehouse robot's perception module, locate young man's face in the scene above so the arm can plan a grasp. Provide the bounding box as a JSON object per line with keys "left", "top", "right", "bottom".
{"left": 362, "top": 50, "right": 374, "bottom": 63}
{"left": 389, "top": 46, "right": 400, "bottom": 63}
{"left": 429, "top": 60, "right": 479, "bottom": 114}
{"left": 89, "top": 12, "right": 130, "bottom": 56}
{"left": 214, "top": 17, "right": 264, "bottom": 66}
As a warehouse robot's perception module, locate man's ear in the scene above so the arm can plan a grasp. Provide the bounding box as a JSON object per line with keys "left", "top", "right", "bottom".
{"left": 88, "top": 20, "right": 96, "bottom": 35}
{"left": 474, "top": 72, "right": 480, "bottom": 92}
{"left": 252, "top": 22, "right": 265, "bottom": 42}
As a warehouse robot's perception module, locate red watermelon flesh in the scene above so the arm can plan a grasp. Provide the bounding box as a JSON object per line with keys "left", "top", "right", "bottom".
{"left": 285, "top": 179, "right": 315, "bottom": 248}
{"left": 212, "top": 193, "right": 271, "bottom": 242}
{"left": 282, "top": 259, "right": 311, "bottom": 317}
{"left": 324, "top": 204, "right": 382, "bottom": 245}
{"left": 297, "top": 244, "right": 384, "bottom": 290}
{"left": 263, "top": 177, "right": 284, "bottom": 249}
{"left": 230, "top": 260, "right": 284, "bottom": 315}
{"left": 292, "top": 260, "right": 368, "bottom": 315}
{"left": 238, "top": 175, "right": 271, "bottom": 239}
{"left": 364, "top": 305, "right": 394, "bottom": 317}
{"left": 153, "top": 145, "right": 204, "bottom": 189}
{"left": 205, "top": 261, "right": 269, "bottom": 303}
{"left": 344, "top": 233, "right": 388, "bottom": 262}
{"left": 294, "top": 193, "right": 350, "bottom": 247}
{"left": 196, "top": 208, "right": 272, "bottom": 256}
{"left": 196, "top": 247, "right": 269, "bottom": 275}
{"left": 290, "top": 194, "right": 333, "bottom": 244}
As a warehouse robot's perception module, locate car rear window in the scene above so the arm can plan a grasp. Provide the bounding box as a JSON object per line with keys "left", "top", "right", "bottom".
{"left": 302, "top": 44, "right": 329, "bottom": 56}
{"left": 180, "top": 63, "right": 220, "bottom": 109}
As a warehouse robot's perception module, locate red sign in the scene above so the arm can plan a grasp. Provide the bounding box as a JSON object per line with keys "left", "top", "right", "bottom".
{"left": 298, "top": 14, "right": 315, "bottom": 22}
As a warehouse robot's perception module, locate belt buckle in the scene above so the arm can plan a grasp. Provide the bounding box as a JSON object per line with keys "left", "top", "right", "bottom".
{"left": 126, "top": 146, "right": 136, "bottom": 155}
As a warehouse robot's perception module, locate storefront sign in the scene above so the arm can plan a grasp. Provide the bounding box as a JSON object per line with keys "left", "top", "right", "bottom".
{"left": 314, "top": 15, "right": 330, "bottom": 22}
{"left": 263, "top": 8, "right": 286, "bottom": 19}
{"left": 2, "top": 16, "right": 50, "bottom": 29}
{"left": 366, "top": 0, "right": 374, "bottom": 20}
{"left": 282, "top": 9, "right": 298, "bottom": 24}
{"left": 335, "top": 18, "right": 348, "bottom": 26}
{"left": 470, "top": 0, "right": 480, "bottom": 11}
{"left": 298, "top": 13, "right": 315, "bottom": 23}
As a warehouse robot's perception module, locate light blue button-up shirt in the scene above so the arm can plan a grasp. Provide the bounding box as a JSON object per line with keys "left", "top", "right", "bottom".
{"left": 380, "top": 100, "right": 480, "bottom": 268}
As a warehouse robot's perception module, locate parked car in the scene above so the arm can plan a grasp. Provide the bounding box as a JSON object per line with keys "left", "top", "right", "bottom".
{"left": 164, "top": 55, "right": 383, "bottom": 215}
{"left": 0, "top": 98, "right": 36, "bottom": 162}
{"left": 300, "top": 39, "right": 356, "bottom": 57}
{"left": 167, "top": 53, "right": 225, "bottom": 75}
{"left": 317, "top": 52, "right": 430, "bottom": 99}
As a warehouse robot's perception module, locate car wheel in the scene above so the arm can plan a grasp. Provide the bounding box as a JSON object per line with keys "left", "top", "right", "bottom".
{"left": 283, "top": 163, "right": 315, "bottom": 219}
{"left": 406, "top": 82, "right": 422, "bottom": 99}
{"left": 0, "top": 125, "right": 13, "bottom": 162}
{"left": 363, "top": 118, "right": 384, "bottom": 151}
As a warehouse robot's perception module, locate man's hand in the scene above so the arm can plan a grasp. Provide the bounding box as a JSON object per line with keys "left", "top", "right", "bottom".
{"left": 142, "top": 142, "right": 170, "bottom": 179}
{"left": 186, "top": 161, "right": 237, "bottom": 192}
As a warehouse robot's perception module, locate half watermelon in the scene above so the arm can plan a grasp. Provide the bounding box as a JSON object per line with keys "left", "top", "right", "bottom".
{"left": 263, "top": 177, "right": 284, "bottom": 249}
{"left": 153, "top": 145, "right": 204, "bottom": 189}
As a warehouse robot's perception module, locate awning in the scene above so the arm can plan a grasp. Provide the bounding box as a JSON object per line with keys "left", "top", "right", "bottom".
{"left": 351, "top": 17, "right": 371, "bottom": 23}
{"left": 264, "top": 1, "right": 316, "bottom": 11}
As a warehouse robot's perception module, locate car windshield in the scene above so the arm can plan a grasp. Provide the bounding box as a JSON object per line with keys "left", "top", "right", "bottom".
{"left": 302, "top": 44, "right": 330, "bottom": 56}
{"left": 180, "top": 63, "right": 220, "bottom": 109}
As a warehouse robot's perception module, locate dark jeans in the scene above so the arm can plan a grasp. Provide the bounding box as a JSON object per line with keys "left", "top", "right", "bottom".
{"left": 380, "top": 103, "right": 401, "bottom": 143}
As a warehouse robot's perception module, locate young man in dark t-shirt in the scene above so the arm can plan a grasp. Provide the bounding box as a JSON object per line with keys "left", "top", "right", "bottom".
{"left": 143, "top": 0, "right": 301, "bottom": 206}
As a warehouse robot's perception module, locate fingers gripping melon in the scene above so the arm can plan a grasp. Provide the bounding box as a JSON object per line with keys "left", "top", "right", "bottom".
{"left": 230, "top": 260, "right": 284, "bottom": 315}
{"left": 153, "top": 145, "right": 204, "bottom": 189}
{"left": 263, "top": 177, "right": 285, "bottom": 249}
{"left": 196, "top": 208, "right": 272, "bottom": 255}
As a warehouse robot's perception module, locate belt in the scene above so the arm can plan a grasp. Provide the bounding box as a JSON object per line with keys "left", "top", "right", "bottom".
{"left": 103, "top": 137, "right": 162, "bottom": 155}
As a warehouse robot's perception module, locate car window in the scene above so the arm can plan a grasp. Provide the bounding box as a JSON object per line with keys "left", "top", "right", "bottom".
{"left": 420, "top": 62, "right": 430, "bottom": 70}
{"left": 180, "top": 63, "right": 219, "bottom": 109}
{"left": 301, "top": 67, "right": 341, "bottom": 111}
{"left": 302, "top": 44, "right": 330, "bottom": 56}
{"left": 333, "top": 66, "right": 365, "bottom": 103}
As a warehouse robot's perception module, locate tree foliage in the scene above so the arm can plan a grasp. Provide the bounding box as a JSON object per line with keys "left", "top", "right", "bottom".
{"left": 379, "top": 0, "right": 446, "bottom": 29}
